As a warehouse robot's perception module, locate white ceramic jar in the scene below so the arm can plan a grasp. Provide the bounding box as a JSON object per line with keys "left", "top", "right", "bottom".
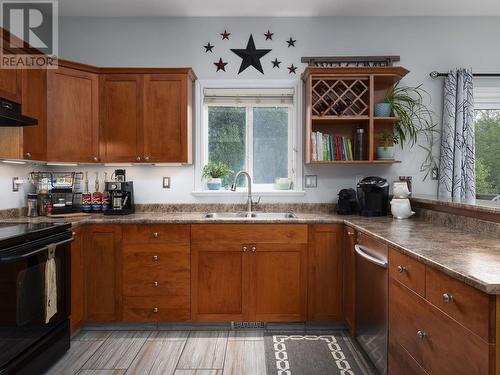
{"left": 390, "top": 198, "right": 415, "bottom": 219}
{"left": 392, "top": 181, "right": 411, "bottom": 198}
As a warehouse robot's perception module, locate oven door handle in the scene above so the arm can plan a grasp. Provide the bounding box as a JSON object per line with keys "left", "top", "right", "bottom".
{"left": 355, "top": 244, "right": 388, "bottom": 268}
{"left": 0, "top": 236, "right": 74, "bottom": 262}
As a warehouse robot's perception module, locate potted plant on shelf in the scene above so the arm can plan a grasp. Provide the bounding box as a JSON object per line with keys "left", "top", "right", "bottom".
{"left": 202, "top": 161, "right": 233, "bottom": 190}
{"left": 377, "top": 130, "right": 399, "bottom": 160}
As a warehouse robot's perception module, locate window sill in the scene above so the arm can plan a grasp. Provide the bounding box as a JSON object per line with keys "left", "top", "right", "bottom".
{"left": 191, "top": 190, "right": 306, "bottom": 197}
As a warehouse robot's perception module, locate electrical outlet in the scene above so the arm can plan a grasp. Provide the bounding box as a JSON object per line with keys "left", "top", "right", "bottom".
{"left": 431, "top": 167, "right": 439, "bottom": 180}
{"left": 12, "top": 177, "right": 18, "bottom": 192}
{"left": 162, "top": 177, "right": 171, "bottom": 188}
{"left": 304, "top": 175, "right": 317, "bottom": 188}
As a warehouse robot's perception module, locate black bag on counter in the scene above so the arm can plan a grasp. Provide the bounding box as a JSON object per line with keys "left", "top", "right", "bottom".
{"left": 336, "top": 188, "right": 358, "bottom": 215}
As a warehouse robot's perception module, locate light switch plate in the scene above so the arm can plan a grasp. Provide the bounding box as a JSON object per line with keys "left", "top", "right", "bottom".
{"left": 162, "top": 177, "right": 170, "bottom": 188}
{"left": 305, "top": 175, "right": 317, "bottom": 188}
{"left": 12, "top": 177, "right": 18, "bottom": 192}
{"left": 431, "top": 167, "right": 439, "bottom": 180}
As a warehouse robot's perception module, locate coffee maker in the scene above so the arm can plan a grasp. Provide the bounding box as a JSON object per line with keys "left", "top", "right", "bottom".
{"left": 357, "top": 176, "right": 389, "bottom": 216}
{"left": 104, "top": 169, "right": 135, "bottom": 215}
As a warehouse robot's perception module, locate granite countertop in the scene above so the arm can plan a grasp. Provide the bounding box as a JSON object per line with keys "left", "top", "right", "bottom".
{"left": 2, "top": 212, "right": 499, "bottom": 294}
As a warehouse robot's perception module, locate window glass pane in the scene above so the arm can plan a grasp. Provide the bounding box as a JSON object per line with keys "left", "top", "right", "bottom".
{"left": 253, "top": 107, "right": 289, "bottom": 184}
{"left": 208, "top": 106, "right": 246, "bottom": 186}
{"left": 474, "top": 109, "right": 500, "bottom": 195}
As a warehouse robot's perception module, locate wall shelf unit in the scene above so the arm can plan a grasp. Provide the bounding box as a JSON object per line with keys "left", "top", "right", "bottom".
{"left": 302, "top": 66, "right": 409, "bottom": 164}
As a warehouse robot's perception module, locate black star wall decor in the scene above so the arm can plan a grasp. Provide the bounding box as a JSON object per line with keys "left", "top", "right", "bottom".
{"left": 286, "top": 37, "right": 296, "bottom": 47}
{"left": 220, "top": 30, "right": 231, "bottom": 40}
{"left": 204, "top": 42, "right": 214, "bottom": 52}
{"left": 214, "top": 58, "right": 228, "bottom": 72}
{"left": 264, "top": 30, "right": 273, "bottom": 40}
{"left": 288, "top": 64, "right": 297, "bottom": 74}
{"left": 231, "top": 34, "right": 271, "bottom": 74}
{"left": 271, "top": 58, "right": 281, "bottom": 68}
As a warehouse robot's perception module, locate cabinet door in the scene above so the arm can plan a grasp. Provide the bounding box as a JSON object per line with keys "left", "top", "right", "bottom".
{"left": 307, "top": 224, "right": 343, "bottom": 322}
{"left": 343, "top": 226, "right": 356, "bottom": 332}
{"left": 70, "top": 227, "right": 84, "bottom": 333}
{"left": 143, "top": 74, "right": 191, "bottom": 163}
{"left": 85, "top": 225, "right": 122, "bottom": 322}
{"left": 251, "top": 243, "right": 307, "bottom": 322}
{"left": 22, "top": 68, "right": 47, "bottom": 161}
{"left": 191, "top": 243, "right": 249, "bottom": 321}
{"left": 0, "top": 68, "right": 21, "bottom": 102}
{"left": 100, "top": 74, "right": 143, "bottom": 162}
{"left": 47, "top": 66, "right": 99, "bottom": 162}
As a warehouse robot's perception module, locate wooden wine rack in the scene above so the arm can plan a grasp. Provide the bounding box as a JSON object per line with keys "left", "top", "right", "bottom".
{"left": 302, "top": 66, "right": 409, "bottom": 164}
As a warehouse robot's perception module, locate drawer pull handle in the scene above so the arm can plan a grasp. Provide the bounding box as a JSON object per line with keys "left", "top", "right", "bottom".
{"left": 251, "top": 246, "right": 257, "bottom": 253}
{"left": 153, "top": 307, "right": 159, "bottom": 313}
{"left": 153, "top": 281, "right": 159, "bottom": 287}
{"left": 153, "top": 232, "right": 159, "bottom": 238}
{"left": 416, "top": 330, "right": 427, "bottom": 339}
{"left": 442, "top": 293, "right": 454, "bottom": 303}
{"left": 397, "top": 265, "right": 407, "bottom": 273}
{"left": 242, "top": 246, "right": 248, "bottom": 252}
{"left": 152, "top": 255, "right": 159, "bottom": 261}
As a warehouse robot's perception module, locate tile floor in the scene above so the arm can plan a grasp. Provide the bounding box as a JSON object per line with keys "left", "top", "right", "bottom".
{"left": 45, "top": 324, "right": 374, "bottom": 375}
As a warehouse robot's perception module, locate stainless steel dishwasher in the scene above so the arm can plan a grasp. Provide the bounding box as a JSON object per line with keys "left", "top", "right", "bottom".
{"left": 355, "top": 233, "right": 389, "bottom": 375}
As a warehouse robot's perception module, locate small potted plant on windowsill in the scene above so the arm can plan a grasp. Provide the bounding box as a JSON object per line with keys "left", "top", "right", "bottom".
{"left": 377, "top": 130, "right": 399, "bottom": 160}
{"left": 202, "top": 161, "right": 233, "bottom": 190}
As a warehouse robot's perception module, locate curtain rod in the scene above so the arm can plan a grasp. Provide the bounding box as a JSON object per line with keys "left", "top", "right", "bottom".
{"left": 429, "top": 71, "right": 500, "bottom": 78}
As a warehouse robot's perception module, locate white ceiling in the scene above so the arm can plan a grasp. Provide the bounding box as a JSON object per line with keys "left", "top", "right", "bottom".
{"left": 59, "top": 0, "right": 500, "bottom": 17}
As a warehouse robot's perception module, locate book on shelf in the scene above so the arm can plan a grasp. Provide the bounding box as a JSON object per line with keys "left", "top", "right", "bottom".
{"left": 311, "top": 131, "right": 355, "bottom": 161}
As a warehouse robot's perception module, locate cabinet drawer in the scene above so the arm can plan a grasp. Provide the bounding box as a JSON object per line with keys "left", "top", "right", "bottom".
{"left": 191, "top": 224, "right": 308, "bottom": 244}
{"left": 122, "top": 224, "right": 190, "bottom": 244}
{"left": 389, "top": 248, "right": 425, "bottom": 297}
{"left": 390, "top": 278, "right": 491, "bottom": 375}
{"left": 389, "top": 341, "right": 428, "bottom": 375}
{"left": 425, "top": 267, "right": 494, "bottom": 342}
{"left": 123, "top": 296, "right": 190, "bottom": 322}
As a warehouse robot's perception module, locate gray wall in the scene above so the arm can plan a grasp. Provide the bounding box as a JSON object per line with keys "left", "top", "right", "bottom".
{"left": 3, "top": 17, "right": 500, "bottom": 208}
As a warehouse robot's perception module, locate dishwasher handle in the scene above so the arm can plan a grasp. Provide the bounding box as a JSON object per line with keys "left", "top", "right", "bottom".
{"left": 355, "top": 244, "right": 388, "bottom": 268}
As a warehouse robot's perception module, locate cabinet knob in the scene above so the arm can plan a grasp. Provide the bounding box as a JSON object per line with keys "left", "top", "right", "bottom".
{"left": 153, "top": 281, "right": 159, "bottom": 287}
{"left": 397, "top": 265, "right": 407, "bottom": 273}
{"left": 251, "top": 246, "right": 257, "bottom": 253}
{"left": 152, "top": 255, "right": 159, "bottom": 261}
{"left": 136, "top": 156, "right": 141, "bottom": 161}
{"left": 92, "top": 156, "right": 98, "bottom": 162}
{"left": 442, "top": 293, "right": 454, "bottom": 304}
{"left": 24, "top": 152, "right": 32, "bottom": 159}
{"left": 144, "top": 156, "right": 150, "bottom": 161}
{"left": 242, "top": 246, "right": 248, "bottom": 252}
{"left": 153, "top": 232, "right": 159, "bottom": 238}
{"left": 153, "top": 307, "right": 159, "bottom": 313}
{"left": 416, "top": 330, "right": 427, "bottom": 339}
{"left": 347, "top": 231, "right": 354, "bottom": 237}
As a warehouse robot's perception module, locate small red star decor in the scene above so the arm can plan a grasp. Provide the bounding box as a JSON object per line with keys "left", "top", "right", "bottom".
{"left": 214, "top": 58, "right": 228, "bottom": 72}
{"left": 288, "top": 64, "right": 297, "bottom": 74}
{"left": 220, "top": 30, "right": 231, "bottom": 40}
{"left": 264, "top": 30, "right": 273, "bottom": 40}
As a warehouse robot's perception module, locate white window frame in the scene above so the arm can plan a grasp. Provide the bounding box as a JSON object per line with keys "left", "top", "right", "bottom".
{"left": 193, "top": 80, "right": 304, "bottom": 196}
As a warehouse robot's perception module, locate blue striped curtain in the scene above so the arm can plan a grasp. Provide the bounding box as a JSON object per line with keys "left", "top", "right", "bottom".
{"left": 438, "top": 69, "right": 475, "bottom": 201}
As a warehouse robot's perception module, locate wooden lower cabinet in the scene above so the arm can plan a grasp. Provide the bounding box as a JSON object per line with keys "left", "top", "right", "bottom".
{"left": 70, "top": 227, "right": 84, "bottom": 333}
{"left": 388, "top": 341, "right": 428, "bottom": 375}
{"left": 307, "top": 224, "right": 343, "bottom": 322}
{"left": 389, "top": 277, "right": 493, "bottom": 375}
{"left": 191, "top": 224, "right": 308, "bottom": 322}
{"left": 342, "top": 226, "right": 356, "bottom": 332}
{"left": 84, "top": 225, "right": 122, "bottom": 322}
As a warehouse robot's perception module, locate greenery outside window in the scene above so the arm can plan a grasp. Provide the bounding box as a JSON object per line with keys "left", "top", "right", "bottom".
{"left": 474, "top": 83, "right": 500, "bottom": 200}
{"left": 200, "top": 87, "right": 297, "bottom": 191}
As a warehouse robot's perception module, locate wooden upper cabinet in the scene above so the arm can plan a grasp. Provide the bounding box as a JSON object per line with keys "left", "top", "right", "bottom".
{"left": 143, "top": 73, "right": 193, "bottom": 163}
{"left": 22, "top": 68, "right": 47, "bottom": 161}
{"left": 100, "top": 74, "right": 143, "bottom": 162}
{"left": 46, "top": 66, "right": 99, "bottom": 162}
{"left": 0, "top": 68, "right": 21, "bottom": 102}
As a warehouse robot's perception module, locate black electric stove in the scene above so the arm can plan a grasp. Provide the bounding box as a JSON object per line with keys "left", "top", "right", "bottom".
{"left": 0, "top": 222, "right": 73, "bottom": 375}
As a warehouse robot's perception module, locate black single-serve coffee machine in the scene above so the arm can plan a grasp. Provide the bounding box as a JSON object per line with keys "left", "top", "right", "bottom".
{"left": 357, "top": 176, "right": 389, "bottom": 216}
{"left": 104, "top": 169, "right": 135, "bottom": 215}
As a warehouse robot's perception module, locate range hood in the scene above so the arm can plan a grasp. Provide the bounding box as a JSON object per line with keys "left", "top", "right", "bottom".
{"left": 0, "top": 98, "right": 37, "bottom": 126}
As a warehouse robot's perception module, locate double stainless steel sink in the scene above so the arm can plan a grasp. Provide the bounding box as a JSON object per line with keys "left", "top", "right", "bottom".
{"left": 204, "top": 212, "right": 296, "bottom": 219}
